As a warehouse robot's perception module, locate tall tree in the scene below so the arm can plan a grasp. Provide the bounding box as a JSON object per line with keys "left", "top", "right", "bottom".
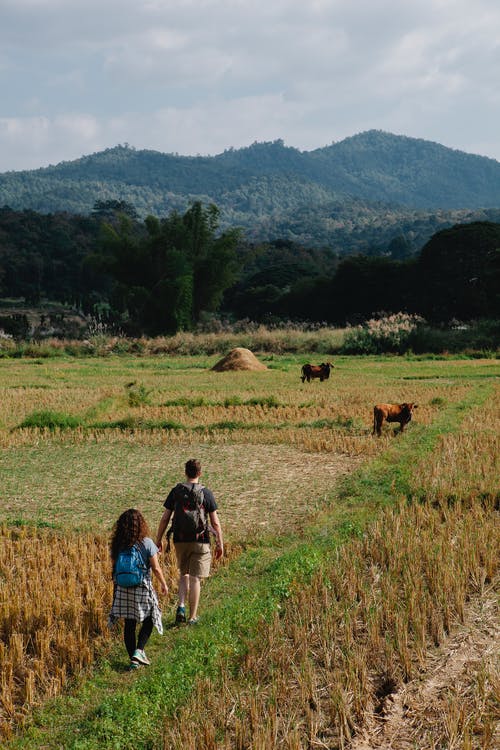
{"left": 92, "top": 202, "right": 240, "bottom": 334}
{"left": 418, "top": 221, "right": 500, "bottom": 321}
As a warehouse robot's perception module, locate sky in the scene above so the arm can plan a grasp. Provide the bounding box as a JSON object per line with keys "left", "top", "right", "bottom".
{"left": 1, "top": 0, "right": 500, "bottom": 172}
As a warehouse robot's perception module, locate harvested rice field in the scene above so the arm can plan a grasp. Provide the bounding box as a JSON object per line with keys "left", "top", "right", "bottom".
{"left": 0, "top": 351, "right": 498, "bottom": 748}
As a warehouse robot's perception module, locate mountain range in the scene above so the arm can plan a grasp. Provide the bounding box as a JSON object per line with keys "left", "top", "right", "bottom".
{"left": 2, "top": 130, "right": 500, "bottom": 253}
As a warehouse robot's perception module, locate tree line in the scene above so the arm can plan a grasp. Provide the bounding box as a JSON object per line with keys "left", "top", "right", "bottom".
{"left": 0, "top": 200, "right": 498, "bottom": 335}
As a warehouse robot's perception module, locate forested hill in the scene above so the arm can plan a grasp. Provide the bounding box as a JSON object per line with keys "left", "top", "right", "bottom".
{"left": 1, "top": 130, "right": 500, "bottom": 250}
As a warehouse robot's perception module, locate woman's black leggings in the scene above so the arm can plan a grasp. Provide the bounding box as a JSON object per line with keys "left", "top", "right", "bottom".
{"left": 124, "top": 616, "right": 153, "bottom": 659}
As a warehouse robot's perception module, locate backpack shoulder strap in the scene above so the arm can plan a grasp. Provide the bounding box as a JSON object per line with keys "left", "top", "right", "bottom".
{"left": 191, "top": 482, "right": 205, "bottom": 499}
{"left": 134, "top": 540, "right": 149, "bottom": 569}
{"left": 173, "top": 482, "right": 190, "bottom": 501}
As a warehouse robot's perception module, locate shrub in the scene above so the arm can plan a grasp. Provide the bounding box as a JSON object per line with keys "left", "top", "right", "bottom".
{"left": 406, "top": 319, "right": 500, "bottom": 354}
{"left": 341, "top": 313, "right": 425, "bottom": 354}
{"left": 125, "top": 381, "right": 152, "bottom": 407}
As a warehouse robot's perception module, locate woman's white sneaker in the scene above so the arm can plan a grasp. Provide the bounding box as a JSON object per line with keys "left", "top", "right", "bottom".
{"left": 132, "top": 649, "right": 150, "bottom": 665}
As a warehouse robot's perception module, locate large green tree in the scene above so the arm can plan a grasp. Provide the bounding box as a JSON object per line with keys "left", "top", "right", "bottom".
{"left": 418, "top": 221, "right": 500, "bottom": 321}
{"left": 94, "top": 202, "right": 241, "bottom": 334}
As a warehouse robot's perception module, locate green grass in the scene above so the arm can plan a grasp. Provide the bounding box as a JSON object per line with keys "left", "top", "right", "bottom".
{"left": 15, "top": 413, "right": 362, "bottom": 433}
{"left": 17, "top": 410, "right": 84, "bottom": 430}
{"left": 161, "top": 395, "right": 281, "bottom": 408}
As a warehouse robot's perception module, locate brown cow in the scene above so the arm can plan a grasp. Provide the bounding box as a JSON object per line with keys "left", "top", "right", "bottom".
{"left": 372, "top": 402, "right": 418, "bottom": 436}
{"left": 301, "top": 362, "right": 333, "bottom": 383}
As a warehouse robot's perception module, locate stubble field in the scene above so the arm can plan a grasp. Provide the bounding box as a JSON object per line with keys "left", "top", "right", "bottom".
{"left": 0, "top": 354, "right": 485, "bottom": 534}
{"left": 0, "top": 352, "right": 498, "bottom": 747}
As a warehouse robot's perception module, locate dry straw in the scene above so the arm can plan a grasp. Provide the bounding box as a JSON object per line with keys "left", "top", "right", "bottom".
{"left": 211, "top": 347, "right": 268, "bottom": 371}
{"left": 0, "top": 524, "right": 180, "bottom": 738}
{"left": 162, "top": 494, "right": 499, "bottom": 749}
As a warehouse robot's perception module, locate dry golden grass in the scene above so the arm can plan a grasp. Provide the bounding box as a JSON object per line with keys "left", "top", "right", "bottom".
{"left": 0, "top": 326, "right": 347, "bottom": 357}
{"left": 352, "top": 589, "right": 499, "bottom": 750}
{"left": 0, "top": 525, "right": 112, "bottom": 736}
{"left": 0, "top": 523, "right": 185, "bottom": 738}
{"left": 410, "top": 385, "right": 500, "bottom": 503}
{"left": 162, "top": 496, "right": 499, "bottom": 750}
{"left": 0, "top": 353, "right": 479, "bottom": 436}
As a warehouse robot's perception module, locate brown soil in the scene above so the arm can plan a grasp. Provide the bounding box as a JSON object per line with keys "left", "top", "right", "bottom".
{"left": 211, "top": 347, "right": 268, "bottom": 371}
{"left": 350, "top": 580, "right": 500, "bottom": 750}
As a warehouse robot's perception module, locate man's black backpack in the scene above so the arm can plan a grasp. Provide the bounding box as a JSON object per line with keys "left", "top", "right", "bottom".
{"left": 167, "top": 483, "right": 208, "bottom": 547}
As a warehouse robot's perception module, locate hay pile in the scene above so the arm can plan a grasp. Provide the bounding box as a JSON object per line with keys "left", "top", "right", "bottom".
{"left": 211, "top": 347, "right": 268, "bottom": 372}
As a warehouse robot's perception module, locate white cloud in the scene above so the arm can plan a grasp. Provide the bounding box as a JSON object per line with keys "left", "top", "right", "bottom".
{"left": 1, "top": 0, "right": 500, "bottom": 169}
{"left": 0, "top": 115, "right": 101, "bottom": 170}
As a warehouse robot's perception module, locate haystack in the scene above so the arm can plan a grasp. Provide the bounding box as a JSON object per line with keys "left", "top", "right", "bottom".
{"left": 211, "top": 347, "right": 268, "bottom": 372}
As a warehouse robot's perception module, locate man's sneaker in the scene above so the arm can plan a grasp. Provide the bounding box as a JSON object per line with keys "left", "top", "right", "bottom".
{"left": 132, "top": 649, "right": 150, "bottom": 666}
{"left": 187, "top": 617, "right": 199, "bottom": 626}
{"left": 175, "top": 606, "right": 186, "bottom": 624}
{"left": 128, "top": 661, "right": 141, "bottom": 671}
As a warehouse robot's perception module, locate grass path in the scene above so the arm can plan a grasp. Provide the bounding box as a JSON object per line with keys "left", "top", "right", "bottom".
{"left": 9, "top": 381, "right": 493, "bottom": 750}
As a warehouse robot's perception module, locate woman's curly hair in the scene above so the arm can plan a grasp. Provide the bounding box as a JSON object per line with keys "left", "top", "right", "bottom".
{"left": 110, "top": 508, "right": 150, "bottom": 561}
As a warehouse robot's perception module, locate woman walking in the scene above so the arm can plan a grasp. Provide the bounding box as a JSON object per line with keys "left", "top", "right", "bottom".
{"left": 109, "top": 508, "right": 168, "bottom": 670}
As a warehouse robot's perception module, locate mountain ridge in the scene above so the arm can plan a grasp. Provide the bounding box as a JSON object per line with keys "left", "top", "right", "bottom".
{"left": 1, "top": 130, "right": 500, "bottom": 251}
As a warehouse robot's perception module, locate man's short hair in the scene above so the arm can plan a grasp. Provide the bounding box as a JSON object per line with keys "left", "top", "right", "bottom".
{"left": 185, "top": 458, "right": 201, "bottom": 479}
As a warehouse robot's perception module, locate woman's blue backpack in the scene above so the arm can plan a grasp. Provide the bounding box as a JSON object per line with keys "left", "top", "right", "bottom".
{"left": 113, "top": 542, "right": 148, "bottom": 587}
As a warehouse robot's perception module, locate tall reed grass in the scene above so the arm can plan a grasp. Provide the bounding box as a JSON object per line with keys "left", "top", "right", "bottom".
{"left": 0, "top": 326, "right": 346, "bottom": 358}
{"left": 1, "top": 320, "right": 497, "bottom": 358}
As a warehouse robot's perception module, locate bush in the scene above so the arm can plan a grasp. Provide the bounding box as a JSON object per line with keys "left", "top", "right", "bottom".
{"left": 407, "top": 319, "right": 500, "bottom": 354}
{"left": 125, "top": 382, "right": 152, "bottom": 407}
{"left": 341, "top": 313, "right": 425, "bottom": 354}
{"left": 342, "top": 315, "right": 500, "bottom": 355}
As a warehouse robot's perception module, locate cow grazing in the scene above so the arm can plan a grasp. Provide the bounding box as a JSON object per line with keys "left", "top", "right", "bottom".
{"left": 301, "top": 362, "right": 333, "bottom": 383}
{"left": 372, "top": 402, "right": 418, "bottom": 436}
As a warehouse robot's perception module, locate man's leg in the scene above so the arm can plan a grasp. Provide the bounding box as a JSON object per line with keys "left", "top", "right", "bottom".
{"left": 178, "top": 572, "right": 189, "bottom": 607}
{"left": 174, "top": 571, "right": 189, "bottom": 623}
{"left": 188, "top": 575, "right": 201, "bottom": 620}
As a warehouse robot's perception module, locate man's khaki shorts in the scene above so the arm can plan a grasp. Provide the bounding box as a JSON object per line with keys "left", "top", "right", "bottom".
{"left": 175, "top": 542, "right": 212, "bottom": 578}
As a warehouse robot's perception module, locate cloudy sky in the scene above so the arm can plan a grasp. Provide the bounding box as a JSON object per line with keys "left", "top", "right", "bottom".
{"left": 1, "top": 0, "right": 499, "bottom": 171}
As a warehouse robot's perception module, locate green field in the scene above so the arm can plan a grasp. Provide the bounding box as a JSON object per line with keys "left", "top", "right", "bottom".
{"left": 0, "top": 353, "right": 498, "bottom": 748}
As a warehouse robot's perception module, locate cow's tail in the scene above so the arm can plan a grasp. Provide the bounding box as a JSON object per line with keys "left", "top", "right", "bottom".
{"left": 300, "top": 365, "right": 306, "bottom": 383}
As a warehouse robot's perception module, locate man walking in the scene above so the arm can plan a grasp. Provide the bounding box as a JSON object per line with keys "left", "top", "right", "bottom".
{"left": 156, "top": 459, "right": 224, "bottom": 625}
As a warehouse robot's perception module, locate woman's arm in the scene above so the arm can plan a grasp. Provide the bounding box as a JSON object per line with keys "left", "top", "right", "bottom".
{"left": 150, "top": 553, "right": 168, "bottom": 595}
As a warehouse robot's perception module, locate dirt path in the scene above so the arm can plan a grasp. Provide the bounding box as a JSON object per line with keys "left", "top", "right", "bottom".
{"left": 351, "top": 580, "right": 500, "bottom": 750}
